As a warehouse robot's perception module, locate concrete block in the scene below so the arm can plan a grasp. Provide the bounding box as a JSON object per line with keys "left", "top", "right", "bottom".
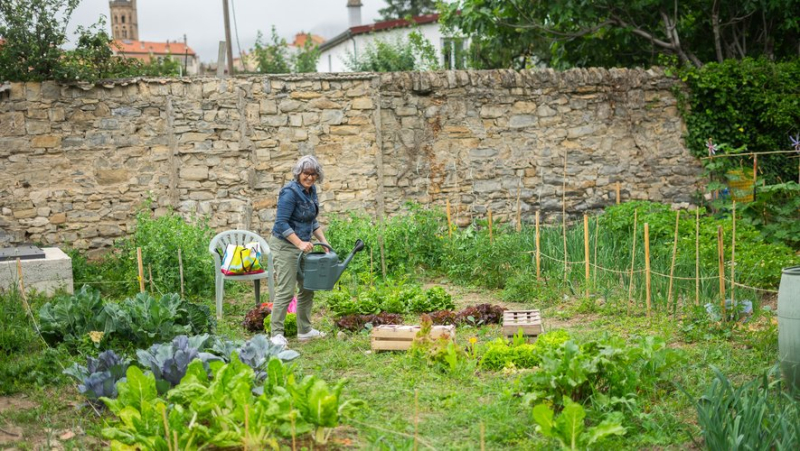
{"left": 0, "top": 247, "right": 73, "bottom": 296}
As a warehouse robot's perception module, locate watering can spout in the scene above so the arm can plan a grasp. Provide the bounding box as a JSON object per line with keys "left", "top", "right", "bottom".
{"left": 334, "top": 239, "right": 365, "bottom": 279}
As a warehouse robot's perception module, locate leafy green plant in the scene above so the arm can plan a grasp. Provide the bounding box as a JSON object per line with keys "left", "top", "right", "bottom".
{"left": 479, "top": 330, "right": 570, "bottom": 371}
{"left": 532, "top": 399, "right": 626, "bottom": 450}
{"left": 135, "top": 334, "right": 221, "bottom": 394}
{"left": 282, "top": 373, "right": 365, "bottom": 444}
{"left": 684, "top": 367, "right": 800, "bottom": 450}
{"left": 253, "top": 26, "right": 291, "bottom": 74}
{"left": 738, "top": 182, "right": 800, "bottom": 249}
{"left": 264, "top": 313, "right": 297, "bottom": 337}
{"left": 334, "top": 312, "right": 404, "bottom": 332}
{"left": 63, "top": 350, "right": 129, "bottom": 403}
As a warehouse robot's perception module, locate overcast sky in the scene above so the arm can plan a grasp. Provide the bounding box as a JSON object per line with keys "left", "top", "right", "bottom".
{"left": 69, "top": 0, "right": 388, "bottom": 62}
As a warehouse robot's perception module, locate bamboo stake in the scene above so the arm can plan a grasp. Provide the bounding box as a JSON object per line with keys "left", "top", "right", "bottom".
{"left": 137, "top": 247, "right": 145, "bottom": 293}
{"left": 584, "top": 214, "right": 590, "bottom": 298}
{"left": 562, "top": 151, "right": 568, "bottom": 284}
{"left": 16, "top": 258, "right": 25, "bottom": 297}
{"left": 515, "top": 179, "right": 522, "bottom": 232}
{"left": 414, "top": 390, "right": 419, "bottom": 451}
{"left": 446, "top": 199, "right": 453, "bottom": 239}
{"left": 592, "top": 215, "right": 599, "bottom": 289}
{"left": 695, "top": 208, "right": 700, "bottom": 306}
{"left": 731, "top": 201, "right": 736, "bottom": 308}
{"left": 178, "top": 248, "right": 185, "bottom": 300}
{"left": 173, "top": 432, "right": 178, "bottom": 451}
{"left": 667, "top": 210, "right": 680, "bottom": 316}
{"left": 717, "top": 226, "right": 726, "bottom": 318}
{"left": 480, "top": 422, "right": 486, "bottom": 451}
{"left": 488, "top": 209, "right": 493, "bottom": 244}
{"left": 148, "top": 264, "right": 154, "bottom": 294}
{"left": 291, "top": 409, "right": 296, "bottom": 451}
{"left": 627, "top": 209, "right": 638, "bottom": 314}
{"left": 378, "top": 233, "right": 387, "bottom": 281}
{"left": 644, "top": 223, "right": 651, "bottom": 319}
{"left": 615, "top": 181, "right": 621, "bottom": 205}
{"left": 535, "top": 211, "right": 541, "bottom": 281}
{"left": 753, "top": 155, "right": 758, "bottom": 200}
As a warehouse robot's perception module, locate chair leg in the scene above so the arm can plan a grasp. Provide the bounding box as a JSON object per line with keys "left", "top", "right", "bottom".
{"left": 216, "top": 275, "right": 224, "bottom": 320}
{"left": 254, "top": 279, "right": 261, "bottom": 306}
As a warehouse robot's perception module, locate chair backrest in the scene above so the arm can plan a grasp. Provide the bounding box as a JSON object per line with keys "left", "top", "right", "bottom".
{"left": 209, "top": 230, "right": 270, "bottom": 269}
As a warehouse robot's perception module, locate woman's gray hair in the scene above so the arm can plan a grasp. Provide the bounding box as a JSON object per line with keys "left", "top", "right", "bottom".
{"left": 292, "top": 155, "right": 324, "bottom": 183}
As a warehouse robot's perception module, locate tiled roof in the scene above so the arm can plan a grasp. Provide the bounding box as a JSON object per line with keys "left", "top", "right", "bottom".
{"left": 111, "top": 40, "right": 197, "bottom": 56}
{"left": 319, "top": 14, "right": 440, "bottom": 52}
{"left": 291, "top": 33, "right": 325, "bottom": 48}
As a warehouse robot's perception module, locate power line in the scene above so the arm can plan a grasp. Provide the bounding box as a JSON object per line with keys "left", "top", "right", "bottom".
{"left": 230, "top": 0, "right": 245, "bottom": 68}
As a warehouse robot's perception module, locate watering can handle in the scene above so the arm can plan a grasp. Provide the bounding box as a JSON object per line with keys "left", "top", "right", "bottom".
{"left": 296, "top": 243, "right": 333, "bottom": 281}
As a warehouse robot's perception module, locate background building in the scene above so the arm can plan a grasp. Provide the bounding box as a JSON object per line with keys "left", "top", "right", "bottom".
{"left": 108, "top": 0, "right": 199, "bottom": 75}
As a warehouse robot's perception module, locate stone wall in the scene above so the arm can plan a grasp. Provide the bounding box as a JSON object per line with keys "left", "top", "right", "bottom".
{"left": 0, "top": 69, "right": 702, "bottom": 251}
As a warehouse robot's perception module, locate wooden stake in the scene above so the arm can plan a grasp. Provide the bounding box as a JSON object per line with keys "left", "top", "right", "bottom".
{"left": 148, "top": 264, "right": 154, "bottom": 294}
{"left": 695, "top": 208, "right": 700, "bottom": 307}
{"left": 16, "top": 258, "right": 25, "bottom": 296}
{"left": 480, "top": 422, "right": 486, "bottom": 451}
{"left": 667, "top": 210, "right": 680, "bottom": 316}
{"left": 487, "top": 209, "right": 493, "bottom": 244}
{"left": 515, "top": 179, "right": 522, "bottom": 232}
{"left": 717, "top": 226, "right": 726, "bottom": 318}
{"left": 562, "top": 151, "right": 568, "bottom": 284}
{"left": 615, "top": 181, "right": 621, "bottom": 205}
{"left": 644, "top": 223, "right": 651, "bottom": 319}
{"left": 414, "top": 390, "right": 419, "bottom": 451}
{"left": 535, "top": 211, "right": 541, "bottom": 281}
{"left": 583, "top": 214, "right": 590, "bottom": 298}
{"left": 178, "top": 248, "right": 185, "bottom": 300}
{"left": 592, "top": 215, "right": 600, "bottom": 288}
{"left": 137, "top": 247, "right": 145, "bottom": 293}
{"left": 291, "top": 409, "right": 296, "bottom": 451}
{"left": 627, "top": 209, "right": 638, "bottom": 314}
{"left": 378, "top": 233, "right": 387, "bottom": 281}
{"left": 753, "top": 154, "right": 758, "bottom": 200}
{"left": 731, "top": 201, "right": 736, "bottom": 308}
{"left": 446, "top": 199, "right": 453, "bottom": 239}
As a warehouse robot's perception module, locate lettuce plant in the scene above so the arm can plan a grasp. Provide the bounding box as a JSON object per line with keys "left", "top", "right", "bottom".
{"left": 533, "top": 399, "right": 626, "bottom": 450}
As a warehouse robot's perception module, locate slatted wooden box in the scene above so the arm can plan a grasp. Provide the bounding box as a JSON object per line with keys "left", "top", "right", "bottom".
{"left": 370, "top": 325, "right": 456, "bottom": 351}
{"left": 502, "top": 310, "right": 543, "bottom": 338}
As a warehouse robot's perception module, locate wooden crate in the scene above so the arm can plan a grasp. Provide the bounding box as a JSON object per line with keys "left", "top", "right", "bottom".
{"left": 502, "top": 310, "right": 543, "bottom": 338}
{"left": 370, "top": 325, "right": 456, "bottom": 351}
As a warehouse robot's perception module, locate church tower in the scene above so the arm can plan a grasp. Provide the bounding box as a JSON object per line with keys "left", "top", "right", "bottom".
{"left": 109, "top": 0, "right": 139, "bottom": 41}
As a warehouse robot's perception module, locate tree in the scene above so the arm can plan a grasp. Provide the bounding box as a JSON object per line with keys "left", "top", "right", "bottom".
{"left": 252, "top": 26, "right": 291, "bottom": 74}
{"left": 0, "top": 0, "right": 179, "bottom": 82}
{"left": 0, "top": 0, "right": 80, "bottom": 81}
{"left": 344, "top": 30, "right": 439, "bottom": 72}
{"left": 379, "top": 0, "right": 438, "bottom": 21}
{"left": 440, "top": 0, "right": 800, "bottom": 69}
{"left": 292, "top": 33, "right": 321, "bottom": 73}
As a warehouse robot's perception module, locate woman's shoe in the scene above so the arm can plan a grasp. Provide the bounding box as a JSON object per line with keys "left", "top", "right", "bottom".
{"left": 270, "top": 334, "right": 288, "bottom": 347}
{"left": 297, "top": 329, "right": 326, "bottom": 342}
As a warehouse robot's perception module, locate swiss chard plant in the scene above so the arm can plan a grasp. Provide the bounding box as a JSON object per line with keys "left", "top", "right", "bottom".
{"left": 532, "top": 399, "right": 626, "bottom": 450}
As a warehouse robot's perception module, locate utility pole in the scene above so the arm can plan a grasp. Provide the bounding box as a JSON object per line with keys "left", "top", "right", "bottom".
{"left": 222, "top": 0, "right": 235, "bottom": 76}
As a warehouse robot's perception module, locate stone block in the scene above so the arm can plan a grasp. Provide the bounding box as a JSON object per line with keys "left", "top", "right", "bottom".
{"left": 351, "top": 98, "right": 374, "bottom": 110}
{"left": 0, "top": 112, "right": 26, "bottom": 136}
{"left": 31, "top": 135, "right": 61, "bottom": 148}
{"left": 0, "top": 247, "right": 73, "bottom": 296}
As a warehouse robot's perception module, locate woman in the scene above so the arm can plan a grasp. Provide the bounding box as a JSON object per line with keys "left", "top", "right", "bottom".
{"left": 269, "top": 155, "right": 329, "bottom": 347}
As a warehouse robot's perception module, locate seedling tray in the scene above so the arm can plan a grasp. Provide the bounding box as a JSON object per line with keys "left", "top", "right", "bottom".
{"left": 370, "top": 324, "right": 456, "bottom": 351}
{"left": 502, "top": 309, "right": 543, "bottom": 337}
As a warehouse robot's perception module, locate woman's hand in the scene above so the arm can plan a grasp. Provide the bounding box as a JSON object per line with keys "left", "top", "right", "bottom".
{"left": 298, "top": 241, "right": 314, "bottom": 253}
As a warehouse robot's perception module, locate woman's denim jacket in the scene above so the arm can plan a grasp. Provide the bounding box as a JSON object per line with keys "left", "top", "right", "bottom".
{"left": 271, "top": 180, "right": 320, "bottom": 242}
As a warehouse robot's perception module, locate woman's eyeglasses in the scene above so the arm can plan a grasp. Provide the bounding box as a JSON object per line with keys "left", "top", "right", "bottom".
{"left": 302, "top": 171, "right": 318, "bottom": 178}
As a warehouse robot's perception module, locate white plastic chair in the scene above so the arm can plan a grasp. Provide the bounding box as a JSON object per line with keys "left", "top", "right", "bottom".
{"left": 209, "top": 230, "right": 275, "bottom": 320}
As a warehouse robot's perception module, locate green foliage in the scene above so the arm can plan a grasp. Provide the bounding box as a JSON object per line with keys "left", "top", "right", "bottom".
{"left": 520, "top": 334, "right": 681, "bottom": 409}
{"left": 685, "top": 367, "right": 800, "bottom": 450}
{"left": 292, "top": 33, "right": 321, "bottom": 73}
{"left": 324, "top": 278, "right": 452, "bottom": 317}
{"left": 38, "top": 286, "right": 214, "bottom": 349}
{"left": 264, "top": 313, "right": 297, "bottom": 337}
{"left": 253, "top": 26, "right": 291, "bottom": 74}
{"left": 115, "top": 208, "right": 214, "bottom": 296}
{"left": 533, "top": 399, "right": 626, "bottom": 450}
{"left": 678, "top": 58, "right": 800, "bottom": 183}
{"left": 441, "top": 1, "right": 800, "bottom": 69}
{"left": 479, "top": 330, "right": 570, "bottom": 371}
{"left": 378, "top": 0, "right": 438, "bottom": 20}
{"left": 599, "top": 201, "right": 799, "bottom": 288}
{"left": 738, "top": 182, "right": 800, "bottom": 249}
{"left": 102, "top": 354, "right": 363, "bottom": 448}
{"left": 344, "top": 30, "right": 439, "bottom": 72}
{"left": 0, "top": 0, "right": 180, "bottom": 82}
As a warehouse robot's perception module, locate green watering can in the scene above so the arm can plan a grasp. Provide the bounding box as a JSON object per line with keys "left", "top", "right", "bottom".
{"left": 297, "top": 239, "right": 365, "bottom": 291}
